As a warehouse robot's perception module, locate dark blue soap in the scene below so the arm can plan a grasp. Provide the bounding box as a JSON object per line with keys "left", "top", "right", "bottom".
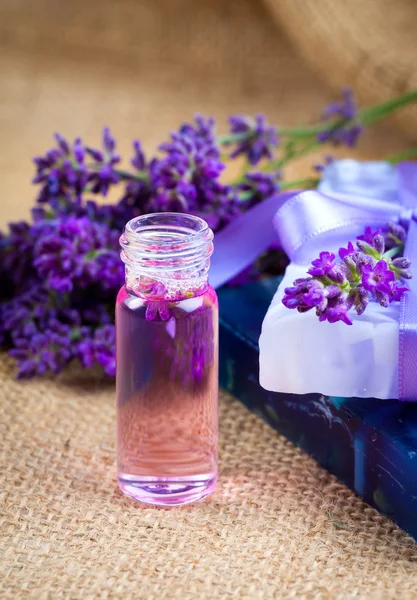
{"left": 218, "top": 276, "right": 417, "bottom": 540}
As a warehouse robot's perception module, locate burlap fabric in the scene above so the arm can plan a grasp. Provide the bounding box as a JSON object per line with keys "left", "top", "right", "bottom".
{"left": 2, "top": 355, "right": 417, "bottom": 600}
{"left": 1, "top": 1, "right": 417, "bottom": 597}
{"left": 264, "top": 0, "right": 417, "bottom": 138}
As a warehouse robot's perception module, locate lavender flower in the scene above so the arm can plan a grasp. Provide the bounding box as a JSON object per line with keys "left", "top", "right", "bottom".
{"left": 237, "top": 172, "right": 280, "bottom": 207}
{"left": 3, "top": 107, "right": 415, "bottom": 379}
{"left": 338, "top": 241, "right": 355, "bottom": 260}
{"left": 77, "top": 325, "right": 116, "bottom": 377}
{"left": 283, "top": 223, "right": 411, "bottom": 325}
{"left": 145, "top": 301, "right": 170, "bottom": 322}
{"left": 388, "top": 282, "right": 410, "bottom": 302}
{"left": 317, "top": 88, "right": 363, "bottom": 147}
{"left": 318, "top": 300, "right": 354, "bottom": 326}
{"left": 357, "top": 226, "right": 383, "bottom": 246}
{"left": 86, "top": 127, "right": 121, "bottom": 196}
{"left": 357, "top": 222, "right": 408, "bottom": 252}
{"left": 33, "top": 216, "right": 122, "bottom": 293}
{"left": 1, "top": 283, "right": 84, "bottom": 377}
{"left": 151, "top": 115, "right": 239, "bottom": 230}
{"left": 313, "top": 155, "right": 334, "bottom": 172}
{"left": 33, "top": 134, "right": 89, "bottom": 207}
{"left": 227, "top": 114, "right": 279, "bottom": 165}
{"left": 308, "top": 251, "right": 336, "bottom": 277}
{"left": 0, "top": 221, "right": 36, "bottom": 290}
{"left": 361, "top": 260, "right": 395, "bottom": 294}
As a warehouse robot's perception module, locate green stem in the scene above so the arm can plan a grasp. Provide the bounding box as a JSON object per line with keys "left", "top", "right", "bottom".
{"left": 114, "top": 168, "right": 148, "bottom": 182}
{"left": 262, "top": 138, "right": 319, "bottom": 171}
{"left": 236, "top": 190, "right": 254, "bottom": 202}
{"left": 279, "top": 89, "right": 417, "bottom": 137}
{"left": 384, "top": 245, "right": 403, "bottom": 259}
{"left": 386, "top": 147, "right": 417, "bottom": 164}
{"left": 280, "top": 177, "right": 320, "bottom": 190}
{"left": 217, "top": 133, "right": 249, "bottom": 145}
{"left": 360, "top": 89, "right": 417, "bottom": 120}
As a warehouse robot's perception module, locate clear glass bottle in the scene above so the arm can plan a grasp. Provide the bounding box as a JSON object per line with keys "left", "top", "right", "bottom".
{"left": 116, "top": 213, "right": 218, "bottom": 506}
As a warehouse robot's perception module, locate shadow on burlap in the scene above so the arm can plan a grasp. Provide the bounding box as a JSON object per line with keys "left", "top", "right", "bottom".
{"left": 1, "top": 1, "right": 417, "bottom": 598}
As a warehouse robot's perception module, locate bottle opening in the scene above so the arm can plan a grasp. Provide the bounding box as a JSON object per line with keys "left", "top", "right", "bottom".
{"left": 120, "top": 213, "right": 214, "bottom": 300}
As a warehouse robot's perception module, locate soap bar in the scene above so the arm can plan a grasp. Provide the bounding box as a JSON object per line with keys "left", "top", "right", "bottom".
{"left": 218, "top": 277, "right": 417, "bottom": 541}
{"left": 259, "top": 262, "right": 399, "bottom": 400}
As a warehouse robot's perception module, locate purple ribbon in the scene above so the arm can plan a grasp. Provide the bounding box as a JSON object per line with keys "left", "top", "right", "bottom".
{"left": 210, "top": 191, "right": 298, "bottom": 289}
{"left": 398, "top": 163, "right": 417, "bottom": 401}
{"left": 210, "top": 162, "right": 417, "bottom": 401}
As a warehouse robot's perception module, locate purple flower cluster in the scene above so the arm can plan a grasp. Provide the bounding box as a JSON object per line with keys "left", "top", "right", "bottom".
{"left": 151, "top": 115, "right": 240, "bottom": 230}
{"left": 77, "top": 325, "right": 116, "bottom": 377}
{"left": 237, "top": 172, "right": 280, "bottom": 207}
{"left": 317, "top": 87, "right": 363, "bottom": 147}
{"left": 33, "top": 216, "right": 122, "bottom": 293}
{"left": 226, "top": 114, "right": 279, "bottom": 165}
{"left": 4, "top": 116, "right": 276, "bottom": 378}
{"left": 283, "top": 223, "right": 411, "bottom": 325}
{"left": 0, "top": 99, "right": 398, "bottom": 378}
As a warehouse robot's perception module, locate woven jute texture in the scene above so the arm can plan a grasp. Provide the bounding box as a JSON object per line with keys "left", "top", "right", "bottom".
{"left": 1, "top": 356, "right": 417, "bottom": 600}
{"left": 1, "top": 1, "right": 417, "bottom": 597}
{"left": 264, "top": 0, "right": 417, "bottom": 137}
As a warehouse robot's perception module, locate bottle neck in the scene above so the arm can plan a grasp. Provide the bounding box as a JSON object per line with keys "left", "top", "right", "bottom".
{"left": 120, "top": 213, "right": 214, "bottom": 301}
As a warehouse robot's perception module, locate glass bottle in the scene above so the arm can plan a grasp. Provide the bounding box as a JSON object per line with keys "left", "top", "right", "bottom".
{"left": 116, "top": 213, "right": 218, "bottom": 506}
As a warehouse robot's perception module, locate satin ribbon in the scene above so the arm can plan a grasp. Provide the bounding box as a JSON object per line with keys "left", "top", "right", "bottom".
{"left": 210, "top": 161, "right": 417, "bottom": 401}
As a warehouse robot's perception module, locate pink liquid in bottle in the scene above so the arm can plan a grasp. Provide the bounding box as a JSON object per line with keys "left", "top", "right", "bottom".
{"left": 116, "top": 213, "right": 218, "bottom": 506}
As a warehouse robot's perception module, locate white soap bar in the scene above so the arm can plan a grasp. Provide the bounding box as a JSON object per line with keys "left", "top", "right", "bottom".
{"left": 259, "top": 263, "right": 399, "bottom": 399}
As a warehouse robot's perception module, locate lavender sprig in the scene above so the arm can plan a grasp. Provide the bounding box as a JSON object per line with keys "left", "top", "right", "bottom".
{"left": 2, "top": 87, "right": 417, "bottom": 378}
{"left": 282, "top": 224, "right": 411, "bottom": 325}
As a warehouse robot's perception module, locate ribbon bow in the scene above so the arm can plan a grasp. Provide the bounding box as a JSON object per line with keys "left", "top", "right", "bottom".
{"left": 210, "top": 161, "right": 417, "bottom": 401}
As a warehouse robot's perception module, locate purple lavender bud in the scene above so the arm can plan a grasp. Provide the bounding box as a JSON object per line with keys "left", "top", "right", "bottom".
{"left": 321, "top": 87, "right": 356, "bottom": 120}
{"left": 297, "top": 305, "right": 313, "bottom": 314}
{"left": 317, "top": 303, "right": 353, "bottom": 326}
{"left": 237, "top": 172, "right": 279, "bottom": 207}
{"left": 308, "top": 251, "right": 336, "bottom": 277}
{"left": 327, "top": 264, "right": 347, "bottom": 284}
{"left": 54, "top": 133, "right": 70, "bottom": 154}
{"left": 73, "top": 138, "right": 85, "bottom": 163}
{"left": 357, "top": 226, "right": 383, "bottom": 246}
{"left": 356, "top": 239, "right": 377, "bottom": 256}
{"left": 354, "top": 285, "right": 369, "bottom": 316}
{"left": 343, "top": 256, "right": 358, "bottom": 273}
{"left": 338, "top": 241, "right": 355, "bottom": 260}
{"left": 399, "top": 270, "right": 413, "bottom": 280}
{"left": 302, "top": 282, "right": 326, "bottom": 308}
{"left": 388, "top": 282, "right": 409, "bottom": 302}
{"left": 282, "top": 296, "right": 300, "bottom": 309}
{"left": 317, "top": 88, "right": 362, "bottom": 147}
{"left": 388, "top": 222, "right": 407, "bottom": 243}
{"left": 326, "top": 284, "right": 342, "bottom": 299}
{"left": 392, "top": 257, "right": 411, "bottom": 269}
{"left": 131, "top": 140, "right": 146, "bottom": 171}
{"left": 227, "top": 114, "right": 279, "bottom": 165}
{"left": 355, "top": 253, "right": 374, "bottom": 273}
{"left": 103, "top": 127, "right": 116, "bottom": 153}
{"left": 283, "top": 286, "right": 300, "bottom": 295}
{"left": 375, "top": 290, "right": 389, "bottom": 308}
{"left": 86, "top": 148, "right": 104, "bottom": 162}
{"left": 313, "top": 154, "right": 334, "bottom": 173}
{"left": 373, "top": 234, "right": 385, "bottom": 255}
